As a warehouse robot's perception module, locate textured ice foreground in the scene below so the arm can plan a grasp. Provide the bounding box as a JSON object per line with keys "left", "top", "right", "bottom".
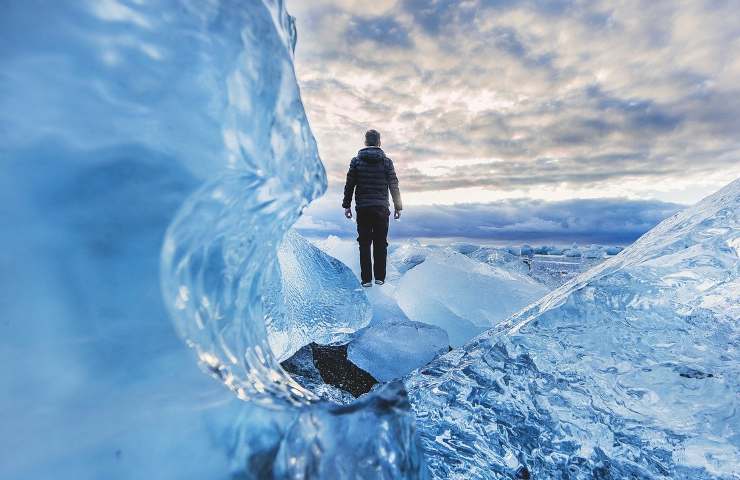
{"left": 396, "top": 249, "right": 549, "bottom": 346}
{"left": 406, "top": 178, "right": 740, "bottom": 479}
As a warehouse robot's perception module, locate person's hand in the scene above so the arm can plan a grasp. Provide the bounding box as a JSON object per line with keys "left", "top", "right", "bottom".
{"left": 344, "top": 208, "right": 353, "bottom": 219}
{"left": 394, "top": 210, "right": 401, "bottom": 220}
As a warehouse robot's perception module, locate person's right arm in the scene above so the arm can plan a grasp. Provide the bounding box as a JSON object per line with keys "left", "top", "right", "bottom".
{"left": 342, "top": 158, "right": 357, "bottom": 218}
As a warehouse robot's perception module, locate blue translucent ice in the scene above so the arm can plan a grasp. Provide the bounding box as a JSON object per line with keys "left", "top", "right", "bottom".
{"left": 1, "top": 1, "right": 423, "bottom": 478}
{"left": 1, "top": 1, "right": 275, "bottom": 477}
{"left": 348, "top": 319, "right": 450, "bottom": 382}
{"left": 406, "top": 179, "right": 740, "bottom": 479}
{"left": 396, "top": 249, "right": 549, "bottom": 346}
{"left": 266, "top": 229, "right": 372, "bottom": 362}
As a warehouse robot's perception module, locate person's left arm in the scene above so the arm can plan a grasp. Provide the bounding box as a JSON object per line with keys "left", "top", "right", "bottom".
{"left": 385, "top": 157, "right": 402, "bottom": 218}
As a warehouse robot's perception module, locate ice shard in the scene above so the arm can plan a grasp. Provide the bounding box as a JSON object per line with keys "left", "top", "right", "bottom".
{"left": 389, "top": 239, "right": 432, "bottom": 274}
{"left": 348, "top": 319, "right": 450, "bottom": 382}
{"left": 406, "top": 178, "right": 740, "bottom": 479}
{"left": 266, "top": 229, "right": 372, "bottom": 362}
{"left": 396, "top": 249, "right": 549, "bottom": 346}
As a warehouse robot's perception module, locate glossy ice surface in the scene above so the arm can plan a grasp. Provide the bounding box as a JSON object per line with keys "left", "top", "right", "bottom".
{"left": 406, "top": 178, "right": 740, "bottom": 479}
{"left": 267, "top": 229, "right": 371, "bottom": 362}
{"left": 348, "top": 319, "right": 450, "bottom": 382}
{"left": 396, "top": 249, "right": 549, "bottom": 346}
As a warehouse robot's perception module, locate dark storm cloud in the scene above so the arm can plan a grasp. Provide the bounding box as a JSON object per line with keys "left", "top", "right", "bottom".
{"left": 400, "top": 0, "right": 469, "bottom": 34}
{"left": 584, "top": 85, "right": 684, "bottom": 133}
{"left": 484, "top": 26, "right": 556, "bottom": 70}
{"left": 348, "top": 15, "right": 413, "bottom": 47}
{"left": 400, "top": 163, "right": 676, "bottom": 192}
{"left": 295, "top": 189, "right": 682, "bottom": 244}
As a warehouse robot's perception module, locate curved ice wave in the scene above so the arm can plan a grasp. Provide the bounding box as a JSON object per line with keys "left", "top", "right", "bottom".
{"left": 1, "top": 0, "right": 423, "bottom": 476}
{"left": 155, "top": 1, "right": 344, "bottom": 411}
{"left": 407, "top": 178, "right": 740, "bottom": 479}
{"left": 162, "top": 174, "right": 318, "bottom": 405}
{"left": 158, "top": 2, "right": 428, "bottom": 475}
{"left": 159, "top": 0, "right": 328, "bottom": 406}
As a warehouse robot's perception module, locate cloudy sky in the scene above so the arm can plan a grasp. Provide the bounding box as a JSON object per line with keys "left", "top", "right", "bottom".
{"left": 288, "top": 0, "right": 740, "bottom": 243}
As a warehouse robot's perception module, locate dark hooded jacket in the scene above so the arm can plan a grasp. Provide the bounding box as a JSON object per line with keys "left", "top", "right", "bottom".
{"left": 342, "top": 146, "right": 402, "bottom": 211}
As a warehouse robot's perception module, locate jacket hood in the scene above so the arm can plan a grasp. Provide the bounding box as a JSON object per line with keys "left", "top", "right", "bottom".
{"left": 357, "top": 146, "right": 385, "bottom": 163}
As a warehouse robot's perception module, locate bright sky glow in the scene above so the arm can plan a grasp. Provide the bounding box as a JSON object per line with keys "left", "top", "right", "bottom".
{"left": 290, "top": 0, "right": 740, "bottom": 206}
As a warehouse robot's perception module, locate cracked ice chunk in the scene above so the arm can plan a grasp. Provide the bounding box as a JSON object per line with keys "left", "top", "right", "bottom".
{"left": 266, "top": 230, "right": 372, "bottom": 361}
{"left": 348, "top": 320, "right": 450, "bottom": 382}
{"left": 395, "top": 249, "right": 549, "bottom": 346}
{"left": 312, "top": 235, "right": 361, "bottom": 277}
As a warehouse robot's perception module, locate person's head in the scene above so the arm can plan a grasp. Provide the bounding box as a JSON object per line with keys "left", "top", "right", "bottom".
{"left": 365, "top": 129, "right": 381, "bottom": 147}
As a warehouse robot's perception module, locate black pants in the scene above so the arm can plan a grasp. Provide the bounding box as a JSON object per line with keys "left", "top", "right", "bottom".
{"left": 356, "top": 206, "right": 390, "bottom": 283}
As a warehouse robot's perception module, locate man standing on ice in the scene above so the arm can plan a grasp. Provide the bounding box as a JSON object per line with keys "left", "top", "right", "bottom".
{"left": 342, "top": 129, "right": 403, "bottom": 288}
